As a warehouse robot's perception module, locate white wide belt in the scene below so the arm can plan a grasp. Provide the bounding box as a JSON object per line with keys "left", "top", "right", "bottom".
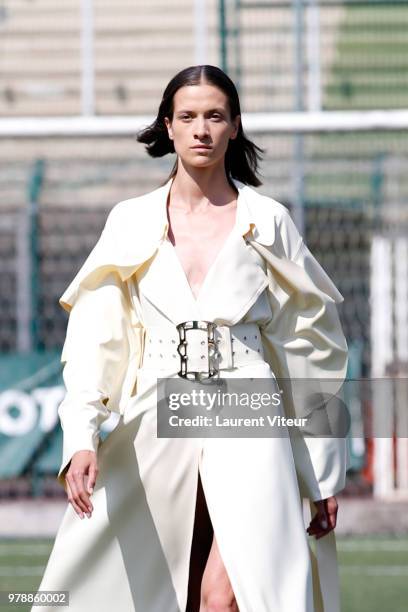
{"left": 141, "top": 322, "right": 264, "bottom": 377}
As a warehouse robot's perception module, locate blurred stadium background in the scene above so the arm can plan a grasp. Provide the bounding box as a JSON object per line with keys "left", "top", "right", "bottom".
{"left": 0, "top": 1, "right": 407, "bottom": 610}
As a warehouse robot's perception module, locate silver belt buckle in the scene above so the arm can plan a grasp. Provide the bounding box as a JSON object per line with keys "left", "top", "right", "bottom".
{"left": 176, "top": 320, "right": 219, "bottom": 381}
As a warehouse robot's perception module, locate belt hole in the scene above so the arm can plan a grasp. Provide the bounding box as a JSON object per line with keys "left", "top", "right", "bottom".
{"left": 232, "top": 351, "right": 235, "bottom": 355}
{"left": 243, "top": 336, "right": 247, "bottom": 340}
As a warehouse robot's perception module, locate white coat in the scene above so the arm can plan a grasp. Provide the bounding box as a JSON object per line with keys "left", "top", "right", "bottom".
{"left": 34, "top": 176, "right": 348, "bottom": 612}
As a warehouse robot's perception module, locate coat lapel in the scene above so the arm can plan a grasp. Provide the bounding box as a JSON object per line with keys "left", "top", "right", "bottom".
{"left": 136, "top": 238, "right": 201, "bottom": 325}
{"left": 136, "top": 178, "right": 271, "bottom": 326}
{"left": 196, "top": 229, "right": 270, "bottom": 324}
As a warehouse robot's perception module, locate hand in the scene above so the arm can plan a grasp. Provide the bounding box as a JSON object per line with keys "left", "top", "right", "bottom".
{"left": 306, "top": 495, "right": 338, "bottom": 540}
{"left": 65, "top": 450, "right": 98, "bottom": 519}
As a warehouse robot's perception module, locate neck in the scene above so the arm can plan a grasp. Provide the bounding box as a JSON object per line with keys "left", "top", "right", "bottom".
{"left": 168, "top": 163, "right": 237, "bottom": 213}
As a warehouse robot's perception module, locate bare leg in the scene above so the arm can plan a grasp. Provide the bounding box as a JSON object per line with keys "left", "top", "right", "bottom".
{"left": 199, "top": 535, "right": 239, "bottom": 612}
{"left": 185, "top": 470, "right": 239, "bottom": 612}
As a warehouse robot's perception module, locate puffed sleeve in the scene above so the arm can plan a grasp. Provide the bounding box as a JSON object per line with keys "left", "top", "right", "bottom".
{"left": 255, "top": 206, "right": 349, "bottom": 501}
{"left": 56, "top": 210, "right": 144, "bottom": 491}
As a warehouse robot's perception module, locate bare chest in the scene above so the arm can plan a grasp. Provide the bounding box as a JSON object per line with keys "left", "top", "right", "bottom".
{"left": 166, "top": 203, "right": 237, "bottom": 299}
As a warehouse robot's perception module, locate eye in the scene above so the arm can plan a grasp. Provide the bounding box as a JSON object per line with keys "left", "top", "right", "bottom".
{"left": 211, "top": 113, "right": 222, "bottom": 120}
{"left": 179, "top": 114, "right": 191, "bottom": 121}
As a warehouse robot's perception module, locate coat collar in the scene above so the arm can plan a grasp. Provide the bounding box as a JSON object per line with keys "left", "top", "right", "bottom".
{"left": 59, "top": 176, "right": 276, "bottom": 312}
{"left": 151, "top": 176, "right": 276, "bottom": 246}
{"left": 136, "top": 215, "right": 270, "bottom": 326}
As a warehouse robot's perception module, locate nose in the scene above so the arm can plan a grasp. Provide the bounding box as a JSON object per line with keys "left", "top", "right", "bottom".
{"left": 194, "top": 117, "right": 210, "bottom": 140}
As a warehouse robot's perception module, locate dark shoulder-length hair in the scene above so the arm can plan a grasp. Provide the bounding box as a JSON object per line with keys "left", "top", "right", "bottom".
{"left": 135, "top": 64, "right": 265, "bottom": 187}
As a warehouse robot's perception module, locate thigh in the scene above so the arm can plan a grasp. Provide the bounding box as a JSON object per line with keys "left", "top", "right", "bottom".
{"left": 200, "top": 536, "right": 239, "bottom": 612}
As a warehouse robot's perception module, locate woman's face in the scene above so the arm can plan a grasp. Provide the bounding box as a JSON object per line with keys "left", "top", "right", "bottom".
{"left": 164, "top": 82, "right": 240, "bottom": 170}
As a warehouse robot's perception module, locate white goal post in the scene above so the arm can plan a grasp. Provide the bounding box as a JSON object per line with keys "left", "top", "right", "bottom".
{"left": 0, "top": 110, "right": 408, "bottom": 138}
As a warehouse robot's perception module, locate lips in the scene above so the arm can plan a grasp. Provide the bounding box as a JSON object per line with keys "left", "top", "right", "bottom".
{"left": 191, "top": 145, "right": 212, "bottom": 149}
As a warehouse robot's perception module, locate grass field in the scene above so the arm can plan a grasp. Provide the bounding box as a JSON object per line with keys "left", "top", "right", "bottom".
{"left": 0, "top": 535, "right": 407, "bottom": 611}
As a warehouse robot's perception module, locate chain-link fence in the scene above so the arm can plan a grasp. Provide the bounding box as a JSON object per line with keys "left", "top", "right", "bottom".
{"left": 2, "top": 126, "right": 407, "bottom": 381}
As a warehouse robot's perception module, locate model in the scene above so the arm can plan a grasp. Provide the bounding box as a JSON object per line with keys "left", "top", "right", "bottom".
{"left": 34, "top": 64, "right": 348, "bottom": 612}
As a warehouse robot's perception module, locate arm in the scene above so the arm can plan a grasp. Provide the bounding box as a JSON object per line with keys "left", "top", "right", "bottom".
{"left": 57, "top": 270, "right": 137, "bottom": 491}
{"left": 257, "top": 206, "right": 349, "bottom": 502}
{"left": 56, "top": 205, "right": 144, "bottom": 493}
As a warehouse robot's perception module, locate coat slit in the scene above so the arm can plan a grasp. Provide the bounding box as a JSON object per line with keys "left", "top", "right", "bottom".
{"left": 194, "top": 448, "right": 246, "bottom": 612}
{"left": 185, "top": 467, "right": 214, "bottom": 611}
